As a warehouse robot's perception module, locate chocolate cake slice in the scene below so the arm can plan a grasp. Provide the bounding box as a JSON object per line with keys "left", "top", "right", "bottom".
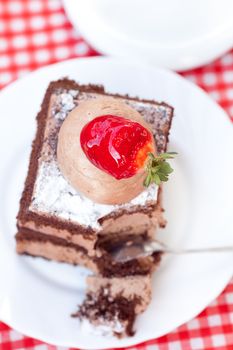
{"left": 16, "top": 78, "right": 173, "bottom": 271}
{"left": 16, "top": 78, "right": 174, "bottom": 336}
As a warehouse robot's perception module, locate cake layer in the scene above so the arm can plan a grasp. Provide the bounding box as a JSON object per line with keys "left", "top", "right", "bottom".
{"left": 16, "top": 228, "right": 98, "bottom": 271}
{"left": 16, "top": 228, "right": 161, "bottom": 277}
{"left": 17, "top": 79, "right": 173, "bottom": 244}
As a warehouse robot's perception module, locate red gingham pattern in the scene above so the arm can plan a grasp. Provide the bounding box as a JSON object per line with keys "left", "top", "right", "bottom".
{"left": 0, "top": 1, "right": 233, "bottom": 349}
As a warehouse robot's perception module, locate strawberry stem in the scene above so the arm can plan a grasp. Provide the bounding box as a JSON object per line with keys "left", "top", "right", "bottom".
{"left": 143, "top": 152, "right": 177, "bottom": 187}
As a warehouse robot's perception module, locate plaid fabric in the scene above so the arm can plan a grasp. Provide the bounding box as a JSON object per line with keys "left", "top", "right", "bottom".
{"left": 0, "top": 1, "right": 233, "bottom": 349}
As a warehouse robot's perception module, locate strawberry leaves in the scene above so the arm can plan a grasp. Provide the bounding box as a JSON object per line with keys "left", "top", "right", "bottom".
{"left": 143, "top": 152, "right": 177, "bottom": 187}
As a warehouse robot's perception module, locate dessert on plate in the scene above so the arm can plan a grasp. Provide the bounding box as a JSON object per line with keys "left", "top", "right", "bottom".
{"left": 16, "top": 78, "right": 174, "bottom": 336}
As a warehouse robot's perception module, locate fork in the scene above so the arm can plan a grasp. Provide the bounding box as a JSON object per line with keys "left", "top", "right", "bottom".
{"left": 112, "top": 239, "right": 233, "bottom": 263}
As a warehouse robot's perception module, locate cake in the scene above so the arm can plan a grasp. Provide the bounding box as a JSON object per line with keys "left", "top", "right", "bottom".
{"left": 73, "top": 275, "right": 152, "bottom": 337}
{"left": 16, "top": 78, "right": 174, "bottom": 336}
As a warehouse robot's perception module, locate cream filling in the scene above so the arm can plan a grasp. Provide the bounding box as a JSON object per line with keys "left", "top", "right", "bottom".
{"left": 16, "top": 239, "right": 98, "bottom": 272}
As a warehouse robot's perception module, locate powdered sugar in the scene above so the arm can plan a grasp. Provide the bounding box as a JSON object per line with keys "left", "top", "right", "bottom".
{"left": 80, "top": 317, "right": 125, "bottom": 337}
{"left": 52, "top": 90, "right": 78, "bottom": 120}
{"left": 30, "top": 160, "right": 158, "bottom": 230}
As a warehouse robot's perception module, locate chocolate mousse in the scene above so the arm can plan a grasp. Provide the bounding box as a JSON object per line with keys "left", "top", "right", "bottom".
{"left": 57, "top": 98, "right": 156, "bottom": 204}
{"left": 16, "top": 78, "right": 174, "bottom": 336}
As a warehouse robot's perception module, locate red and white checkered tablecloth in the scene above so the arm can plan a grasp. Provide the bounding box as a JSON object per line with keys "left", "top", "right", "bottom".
{"left": 0, "top": 1, "right": 233, "bottom": 349}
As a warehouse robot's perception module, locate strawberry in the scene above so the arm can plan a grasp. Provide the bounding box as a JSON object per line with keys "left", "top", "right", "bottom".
{"left": 80, "top": 115, "right": 176, "bottom": 186}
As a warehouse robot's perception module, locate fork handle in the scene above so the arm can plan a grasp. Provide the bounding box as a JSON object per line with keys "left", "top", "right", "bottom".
{"left": 164, "top": 246, "right": 233, "bottom": 254}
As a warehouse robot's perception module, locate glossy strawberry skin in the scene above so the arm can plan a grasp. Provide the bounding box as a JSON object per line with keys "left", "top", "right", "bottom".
{"left": 80, "top": 115, "right": 153, "bottom": 180}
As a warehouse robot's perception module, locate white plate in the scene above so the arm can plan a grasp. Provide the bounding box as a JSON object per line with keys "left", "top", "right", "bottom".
{"left": 63, "top": 0, "right": 233, "bottom": 71}
{"left": 0, "top": 57, "right": 233, "bottom": 349}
